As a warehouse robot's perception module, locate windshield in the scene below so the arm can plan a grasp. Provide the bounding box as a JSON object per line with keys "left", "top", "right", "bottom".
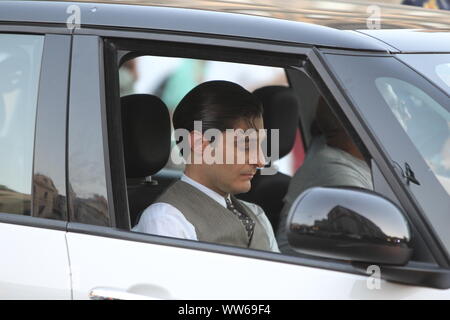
{"left": 397, "top": 54, "right": 450, "bottom": 96}
{"left": 375, "top": 76, "right": 450, "bottom": 194}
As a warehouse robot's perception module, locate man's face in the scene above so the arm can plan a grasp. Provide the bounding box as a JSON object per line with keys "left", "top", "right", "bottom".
{"left": 202, "top": 116, "right": 266, "bottom": 196}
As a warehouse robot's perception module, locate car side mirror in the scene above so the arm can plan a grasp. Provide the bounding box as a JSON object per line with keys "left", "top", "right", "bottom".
{"left": 287, "top": 187, "right": 413, "bottom": 266}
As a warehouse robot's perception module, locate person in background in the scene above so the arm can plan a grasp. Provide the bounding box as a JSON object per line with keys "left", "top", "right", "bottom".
{"left": 119, "top": 59, "right": 138, "bottom": 97}
{"left": 276, "top": 97, "right": 373, "bottom": 254}
{"left": 402, "top": 0, "right": 450, "bottom": 11}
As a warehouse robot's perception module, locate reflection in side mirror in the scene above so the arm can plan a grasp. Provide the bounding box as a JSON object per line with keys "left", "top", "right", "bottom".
{"left": 287, "top": 187, "right": 413, "bottom": 266}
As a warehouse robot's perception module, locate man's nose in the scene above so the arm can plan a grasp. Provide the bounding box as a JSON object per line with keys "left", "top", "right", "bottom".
{"left": 256, "top": 145, "right": 266, "bottom": 168}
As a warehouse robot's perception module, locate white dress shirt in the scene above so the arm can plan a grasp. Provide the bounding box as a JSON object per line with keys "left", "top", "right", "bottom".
{"left": 132, "top": 174, "right": 279, "bottom": 252}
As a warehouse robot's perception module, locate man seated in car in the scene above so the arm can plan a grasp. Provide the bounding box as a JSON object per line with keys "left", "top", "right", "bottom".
{"left": 276, "top": 97, "right": 373, "bottom": 254}
{"left": 133, "top": 80, "right": 279, "bottom": 252}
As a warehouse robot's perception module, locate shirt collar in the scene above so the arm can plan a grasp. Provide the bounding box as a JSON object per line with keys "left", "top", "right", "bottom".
{"left": 180, "top": 174, "right": 230, "bottom": 208}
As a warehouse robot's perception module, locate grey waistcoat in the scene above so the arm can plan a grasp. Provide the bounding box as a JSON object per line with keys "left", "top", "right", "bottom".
{"left": 156, "top": 180, "right": 271, "bottom": 251}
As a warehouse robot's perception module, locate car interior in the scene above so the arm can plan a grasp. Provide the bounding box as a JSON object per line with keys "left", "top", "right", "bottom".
{"left": 98, "top": 38, "right": 438, "bottom": 265}
{"left": 115, "top": 52, "right": 374, "bottom": 232}
{"left": 121, "top": 83, "right": 302, "bottom": 231}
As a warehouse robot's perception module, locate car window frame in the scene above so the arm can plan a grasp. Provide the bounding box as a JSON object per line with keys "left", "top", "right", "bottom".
{"left": 0, "top": 27, "right": 71, "bottom": 232}
{"left": 73, "top": 28, "right": 366, "bottom": 273}
{"left": 66, "top": 26, "right": 449, "bottom": 288}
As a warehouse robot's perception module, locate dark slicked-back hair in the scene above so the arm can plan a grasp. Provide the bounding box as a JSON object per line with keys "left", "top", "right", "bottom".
{"left": 173, "top": 80, "right": 263, "bottom": 133}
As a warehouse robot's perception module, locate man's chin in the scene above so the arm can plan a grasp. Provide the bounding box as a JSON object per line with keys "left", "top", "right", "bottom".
{"left": 232, "top": 182, "right": 252, "bottom": 195}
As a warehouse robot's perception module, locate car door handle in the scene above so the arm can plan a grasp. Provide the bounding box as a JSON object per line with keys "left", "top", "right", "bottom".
{"left": 89, "top": 287, "right": 162, "bottom": 300}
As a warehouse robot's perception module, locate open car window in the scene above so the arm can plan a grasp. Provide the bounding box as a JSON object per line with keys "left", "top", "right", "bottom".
{"left": 118, "top": 56, "right": 294, "bottom": 175}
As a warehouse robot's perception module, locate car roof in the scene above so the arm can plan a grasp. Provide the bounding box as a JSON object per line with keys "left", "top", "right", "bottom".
{"left": 2, "top": 0, "right": 450, "bottom": 53}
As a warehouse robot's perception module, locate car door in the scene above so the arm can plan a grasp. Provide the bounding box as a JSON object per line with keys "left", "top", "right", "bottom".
{"left": 62, "top": 32, "right": 450, "bottom": 300}
{"left": 0, "top": 31, "right": 71, "bottom": 299}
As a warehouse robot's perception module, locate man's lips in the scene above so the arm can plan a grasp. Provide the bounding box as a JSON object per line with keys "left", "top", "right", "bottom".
{"left": 240, "top": 172, "right": 256, "bottom": 178}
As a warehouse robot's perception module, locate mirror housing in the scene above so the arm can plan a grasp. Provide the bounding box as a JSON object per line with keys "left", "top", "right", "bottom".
{"left": 287, "top": 187, "right": 413, "bottom": 265}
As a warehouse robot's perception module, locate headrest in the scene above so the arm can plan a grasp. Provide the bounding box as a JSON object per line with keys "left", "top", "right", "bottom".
{"left": 121, "top": 94, "right": 171, "bottom": 178}
{"left": 253, "top": 86, "right": 299, "bottom": 158}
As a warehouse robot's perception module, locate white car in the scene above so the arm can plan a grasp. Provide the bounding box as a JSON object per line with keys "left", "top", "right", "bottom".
{"left": 1, "top": 0, "right": 450, "bottom": 299}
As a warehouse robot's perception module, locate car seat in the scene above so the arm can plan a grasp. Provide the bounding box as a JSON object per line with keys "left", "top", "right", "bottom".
{"left": 121, "top": 94, "right": 172, "bottom": 227}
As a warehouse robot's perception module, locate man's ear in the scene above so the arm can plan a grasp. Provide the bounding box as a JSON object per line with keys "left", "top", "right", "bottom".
{"left": 189, "top": 130, "right": 205, "bottom": 156}
{"left": 201, "top": 136, "right": 212, "bottom": 152}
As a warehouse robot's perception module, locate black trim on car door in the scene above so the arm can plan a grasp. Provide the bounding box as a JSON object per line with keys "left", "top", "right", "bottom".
{"left": 32, "top": 34, "right": 71, "bottom": 222}
{"left": 67, "top": 35, "right": 113, "bottom": 227}
{"left": 103, "top": 38, "right": 130, "bottom": 230}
